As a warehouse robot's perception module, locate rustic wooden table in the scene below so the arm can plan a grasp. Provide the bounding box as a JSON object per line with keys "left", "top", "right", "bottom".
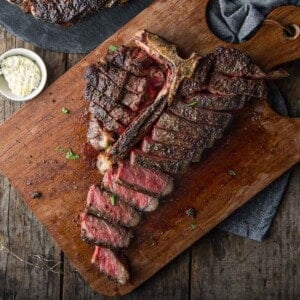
{"left": 0, "top": 27, "right": 299, "bottom": 300}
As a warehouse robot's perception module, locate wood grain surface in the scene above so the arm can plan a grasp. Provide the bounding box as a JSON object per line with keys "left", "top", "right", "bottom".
{"left": 0, "top": 0, "right": 299, "bottom": 297}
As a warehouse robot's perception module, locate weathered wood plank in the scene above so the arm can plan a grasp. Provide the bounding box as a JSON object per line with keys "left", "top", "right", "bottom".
{"left": 0, "top": 28, "right": 65, "bottom": 299}
{"left": 190, "top": 62, "right": 300, "bottom": 300}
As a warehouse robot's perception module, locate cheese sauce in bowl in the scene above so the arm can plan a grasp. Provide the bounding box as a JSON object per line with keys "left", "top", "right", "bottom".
{"left": 0, "top": 48, "right": 47, "bottom": 101}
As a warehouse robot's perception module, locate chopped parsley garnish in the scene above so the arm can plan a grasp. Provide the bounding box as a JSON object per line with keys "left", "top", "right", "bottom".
{"left": 55, "top": 146, "right": 65, "bottom": 152}
{"left": 62, "top": 107, "right": 70, "bottom": 114}
{"left": 110, "top": 194, "right": 116, "bottom": 205}
{"left": 229, "top": 170, "right": 237, "bottom": 176}
{"left": 108, "top": 45, "right": 119, "bottom": 52}
{"left": 187, "top": 101, "right": 198, "bottom": 107}
{"left": 191, "top": 224, "right": 196, "bottom": 230}
{"left": 65, "top": 149, "right": 80, "bottom": 160}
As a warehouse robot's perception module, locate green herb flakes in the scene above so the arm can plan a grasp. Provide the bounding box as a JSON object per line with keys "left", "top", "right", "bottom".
{"left": 65, "top": 149, "right": 80, "bottom": 160}
{"left": 191, "top": 224, "right": 196, "bottom": 230}
{"left": 187, "top": 101, "right": 198, "bottom": 107}
{"left": 229, "top": 170, "right": 237, "bottom": 176}
{"left": 62, "top": 107, "right": 70, "bottom": 114}
{"left": 55, "top": 146, "right": 65, "bottom": 152}
{"left": 110, "top": 194, "right": 116, "bottom": 205}
{"left": 108, "top": 45, "right": 119, "bottom": 52}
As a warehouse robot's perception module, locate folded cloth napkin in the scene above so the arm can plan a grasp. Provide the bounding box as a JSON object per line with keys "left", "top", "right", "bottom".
{"left": 209, "top": 0, "right": 299, "bottom": 241}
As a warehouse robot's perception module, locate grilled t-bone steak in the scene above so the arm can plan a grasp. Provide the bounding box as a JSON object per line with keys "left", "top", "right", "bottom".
{"left": 80, "top": 30, "right": 287, "bottom": 284}
{"left": 6, "top": 0, "right": 128, "bottom": 25}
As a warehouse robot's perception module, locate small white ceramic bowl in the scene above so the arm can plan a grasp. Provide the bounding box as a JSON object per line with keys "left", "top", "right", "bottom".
{"left": 0, "top": 48, "right": 47, "bottom": 101}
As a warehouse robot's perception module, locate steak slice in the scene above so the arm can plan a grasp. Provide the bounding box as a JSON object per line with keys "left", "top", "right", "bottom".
{"left": 115, "top": 162, "right": 173, "bottom": 197}
{"left": 156, "top": 112, "right": 204, "bottom": 139}
{"left": 168, "top": 101, "right": 232, "bottom": 127}
{"left": 214, "top": 47, "right": 288, "bottom": 79}
{"left": 87, "top": 116, "right": 115, "bottom": 150}
{"left": 108, "top": 95, "right": 167, "bottom": 160}
{"left": 130, "top": 149, "right": 189, "bottom": 174}
{"left": 141, "top": 137, "right": 196, "bottom": 161}
{"left": 89, "top": 102, "right": 125, "bottom": 133}
{"left": 184, "top": 94, "right": 248, "bottom": 111}
{"left": 208, "top": 72, "right": 267, "bottom": 98}
{"left": 81, "top": 212, "right": 131, "bottom": 248}
{"left": 91, "top": 246, "right": 129, "bottom": 285}
{"left": 103, "top": 168, "right": 159, "bottom": 212}
{"left": 86, "top": 185, "right": 141, "bottom": 227}
{"left": 98, "top": 64, "right": 128, "bottom": 88}
{"left": 179, "top": 54, "right": 215, "bottom": 97}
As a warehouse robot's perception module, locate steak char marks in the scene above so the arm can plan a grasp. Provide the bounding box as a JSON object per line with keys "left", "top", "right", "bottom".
{"left": 81, "top": 30, "right": 287, "bottom": 284}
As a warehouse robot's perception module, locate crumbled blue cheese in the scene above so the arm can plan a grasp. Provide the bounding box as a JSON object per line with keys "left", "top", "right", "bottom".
{"left": 0, "top": 55, "right": 41, "bottom": 97}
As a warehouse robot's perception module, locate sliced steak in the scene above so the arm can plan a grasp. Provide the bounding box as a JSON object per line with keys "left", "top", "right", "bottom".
{"left": 91, "top": 246, "right": 129, "bottom": 285}
{"left": 168, "top": 101, "right": 232, "bottom": 127}
{"left": 208, "top": 72, "right": 267, "bottom": 98}
{"left": 87, "top": 116, "right": 115, "bottom": 150}
{"left": 89, "top": 102, "right": 125, "bottom": 133}
{"left": 81, "top": 212, "right": 131, "bottom": 248}
{"left": 184, "top": 94, "right": 248, "bottom": 111}
{"left": 103, "top": 168, "right": 159, "bottom": 212}
{"left": 86, "top": 185, "right": 140, "bottom": 227}
{"left": 141, "top": 137, "right": 196, "bottom": 161}
{"left": 130, "top": 149, "right": 189, "bottom": 174}
{"left": 116, "top": 162, "right": 173, "bottom": 197}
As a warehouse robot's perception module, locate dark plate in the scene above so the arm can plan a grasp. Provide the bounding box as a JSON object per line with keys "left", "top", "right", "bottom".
{"left": 0, "top": 0, "right": 152, "bottom": 53}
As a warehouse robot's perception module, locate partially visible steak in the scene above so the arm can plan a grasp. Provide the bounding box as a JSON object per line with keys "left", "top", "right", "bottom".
{"left": 81, "top": 212, "right": 131, "bottom": 248}
{"left": 91, "top": 246, "right": 129, "bottom": 285}
{"left": 208, "top": 72, "right": 267, "bottom": 98}
{"left": 130, "top": 149, "right": 189, "bottom": 174}
{"left": 125, "top": 75, "right": 148, "bottom": 94}
{"left": 87, "top": 116, "right": 115, "bottom": 150}
{"left": 103, "top": 168, "right": 159, "bottom": 212}
{"left": 184, "top": 94, "right": 248, "bottom": 111}
{"left": 86, "top": 185, "right": 140, "bottom": 227}
{"left": 115, "top": 162, "right": 173, "bottom": 197}
{"left": 168, "top": 101, "right": 232, "bottom": 127}
{"left": 141, "top": 137, "right": 196, "bottom": 161}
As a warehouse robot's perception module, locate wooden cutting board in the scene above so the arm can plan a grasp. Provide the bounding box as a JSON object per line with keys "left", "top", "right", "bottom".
{"left": 0, "top": 0, "right": 299, "bottom": 296}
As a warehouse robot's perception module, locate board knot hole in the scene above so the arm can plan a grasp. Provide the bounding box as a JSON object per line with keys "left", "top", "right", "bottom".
{"left": 263, "top": 19, "right": 300, "bottom": 40}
